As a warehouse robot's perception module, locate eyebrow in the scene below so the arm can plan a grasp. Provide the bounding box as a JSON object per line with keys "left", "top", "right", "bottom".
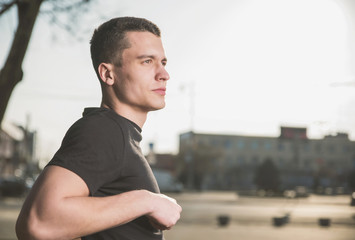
{"left": 137, "top": 55, "right": 167, "bottom": 62}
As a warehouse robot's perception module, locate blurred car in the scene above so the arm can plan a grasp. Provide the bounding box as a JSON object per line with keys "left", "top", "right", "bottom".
{"left": 294, "top": 186, "right": 309, "bottom": 197}
{"left": 152, "top": 168, "right": 183, "bottom": 193}
{"left": 0, "top": 177, "right": 28, "bottom": 197}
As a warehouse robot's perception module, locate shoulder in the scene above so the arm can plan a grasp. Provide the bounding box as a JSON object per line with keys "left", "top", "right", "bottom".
{"left": 55, "top": 108, "right": 128, "bottom": 155}
{"left": 69, "top": 108, "right": 125, "bottom": 138}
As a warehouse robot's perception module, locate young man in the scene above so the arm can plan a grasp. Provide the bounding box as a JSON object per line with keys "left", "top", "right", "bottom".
{"left": 16, "top": 17, "right": 182, "bottom": 240}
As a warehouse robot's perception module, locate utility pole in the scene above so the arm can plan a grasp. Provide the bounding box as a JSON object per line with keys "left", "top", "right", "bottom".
{"left": 190, "top": 80, "right": 195, "bottom": 132}
{"left": 182, "top": 80, "right": 196, "bottom": 190}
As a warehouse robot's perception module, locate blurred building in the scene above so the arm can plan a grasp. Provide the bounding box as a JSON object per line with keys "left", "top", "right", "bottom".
{"left": 0, "top": 122, "right": 38, "bottom": 179}
{"left": 146, "top": 142, "right": 183, "bottom": 192}
{"left": 178, "top": 126, "right": 355, "bottom": 192}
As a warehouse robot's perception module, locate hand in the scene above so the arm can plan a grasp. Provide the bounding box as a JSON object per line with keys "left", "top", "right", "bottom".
{"left": 147, "top": 193, "right": 182, "bottom": 230}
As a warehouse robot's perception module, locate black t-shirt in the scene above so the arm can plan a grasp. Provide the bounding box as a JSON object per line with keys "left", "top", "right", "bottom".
{"left": 47, "top": 107, "right": 163, "bottom": 240}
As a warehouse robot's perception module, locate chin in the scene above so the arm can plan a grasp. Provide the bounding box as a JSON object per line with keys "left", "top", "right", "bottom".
{"left": 150, "top": 102, "right": 166, "bottom": 111}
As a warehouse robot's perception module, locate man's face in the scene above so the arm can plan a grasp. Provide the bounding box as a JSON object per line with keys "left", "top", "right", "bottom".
{"left": 112, "top": 31, "right": 170, "bottom": 113}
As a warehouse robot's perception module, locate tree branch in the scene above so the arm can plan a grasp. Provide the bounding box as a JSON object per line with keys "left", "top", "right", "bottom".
{"left": 0, "top": 0, "right": 18, "bottom": 15}
{"left": 40, "top": 0, "right": 90, "bottom": 13}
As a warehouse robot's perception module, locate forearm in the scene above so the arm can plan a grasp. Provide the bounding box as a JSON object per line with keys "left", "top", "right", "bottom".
{"left": 59, "top": 190, "right": 153, "bottom": 236}
{"left": 17, "top": 190, "right": 153, "bottom": 240}
{"left": 16, "top": 166, "right": 181, "bottom": 240}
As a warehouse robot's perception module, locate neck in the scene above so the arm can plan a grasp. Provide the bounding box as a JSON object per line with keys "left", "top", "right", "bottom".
{"left": 100, "top": 101, "right": 147, "bottom": 129}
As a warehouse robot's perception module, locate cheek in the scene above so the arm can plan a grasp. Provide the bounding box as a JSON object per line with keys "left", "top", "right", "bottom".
{"left": 128, "top": 72, "right": 151, "bottom": 90}
{"left": 116, "top": 66, "right": 152, "bottom": 96}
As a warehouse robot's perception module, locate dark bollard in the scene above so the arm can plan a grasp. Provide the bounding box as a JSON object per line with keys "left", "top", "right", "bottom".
{"left": 217, "top": 215, "right": 230, "bottom": 227}
{"left": 272, "top": 217, "right": 285, "bottom": 227}
{"left": 318, "top": 218, "right": 331, "bottom": 227}
{"left": 272, "top": 213, "right": 290, "bottom": 227}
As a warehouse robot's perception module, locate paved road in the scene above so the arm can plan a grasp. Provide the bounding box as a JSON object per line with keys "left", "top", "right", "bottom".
{"left": 0, "top": 197, "right": 22, "bottom": 240}
{"left": 1, "top": 192, "right": 354, "bottom": 240}
{"left": 165, "top": 192, "right": 355, "bottom": 240}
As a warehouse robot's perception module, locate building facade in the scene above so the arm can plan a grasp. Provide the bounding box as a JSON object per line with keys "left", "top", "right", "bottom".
{"left": 0, "top": 122, "right": 37, "bottom": 178}
{"left": 178, "top": 127, "right": 355, "bottom": 193}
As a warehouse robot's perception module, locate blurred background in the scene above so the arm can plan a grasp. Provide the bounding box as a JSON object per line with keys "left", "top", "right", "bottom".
{"left": 1, "top": 0, "right": 355, "bottom": 239}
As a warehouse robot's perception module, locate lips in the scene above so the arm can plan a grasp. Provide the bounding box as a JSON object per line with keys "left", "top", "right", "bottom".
{"left": 152, "top": 88, "right": 166, "bottom": 96}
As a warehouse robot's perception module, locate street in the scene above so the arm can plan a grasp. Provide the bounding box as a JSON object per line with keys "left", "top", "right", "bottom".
{"left": 1, "top": 192, "right": 354, "bottom": 240}
{"left": 165, "top": 192, "right": 355, "bottom": 240}
{"left": 0, "top": 197, "right": 22, "bottom": 240}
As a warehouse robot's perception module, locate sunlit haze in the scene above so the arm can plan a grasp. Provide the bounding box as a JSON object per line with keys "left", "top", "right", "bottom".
{"left": 1, "top": 0, "right": 355, "bottom": 164}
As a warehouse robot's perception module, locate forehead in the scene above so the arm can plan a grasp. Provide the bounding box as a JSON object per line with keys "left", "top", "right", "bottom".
{"left": 123, "top": 31, "right": 165, "bottom": 57}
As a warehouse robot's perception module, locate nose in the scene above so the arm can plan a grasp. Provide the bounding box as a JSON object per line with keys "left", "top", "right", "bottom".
{"left": 156, "top": 65, "right": 170, "bottom": 81}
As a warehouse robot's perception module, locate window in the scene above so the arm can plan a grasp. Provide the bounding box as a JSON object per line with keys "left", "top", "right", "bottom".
{"left": 237, "top": 140, "right": 245, "bottom": 149}
{"left": 224, "top": 140, "right": 232, "bottom": 149}
{"left": 264, "top": 142, "right": 272, "bottom": 150}
{"left": 251, "top": 141, "right": 259, "bottom": 150}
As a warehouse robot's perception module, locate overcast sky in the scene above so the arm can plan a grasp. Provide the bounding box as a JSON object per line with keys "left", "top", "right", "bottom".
{"left": 1, "top": 0, "right": 355, "bottom": 164}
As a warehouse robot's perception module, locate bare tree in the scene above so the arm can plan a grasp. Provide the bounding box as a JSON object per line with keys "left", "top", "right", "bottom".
{"left": 254, "top": 158, "right": 280, "bottom": 193}
{"left": 0, "top": 0, "right": 93, "bottom": 126}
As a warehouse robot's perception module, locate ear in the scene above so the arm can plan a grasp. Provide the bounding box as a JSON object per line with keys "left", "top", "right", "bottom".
{"left": 98, "top": 63, "right": 115, "bottom": 86}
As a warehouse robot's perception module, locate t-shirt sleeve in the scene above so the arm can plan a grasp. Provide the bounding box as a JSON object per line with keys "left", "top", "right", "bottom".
{"left": 47, "top": 116, "right": 125, "bottom": 195}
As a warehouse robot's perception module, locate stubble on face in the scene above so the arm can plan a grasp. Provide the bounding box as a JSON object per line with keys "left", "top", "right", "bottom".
{"left": 111, "top": 31, "right": 169, "bottom": 114}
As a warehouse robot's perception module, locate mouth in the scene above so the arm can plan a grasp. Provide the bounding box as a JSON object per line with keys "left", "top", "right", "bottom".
{"left": 152, "top": 88, "right": 166, "bottom": 96}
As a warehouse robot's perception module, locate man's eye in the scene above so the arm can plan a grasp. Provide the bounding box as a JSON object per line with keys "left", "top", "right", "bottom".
{"left": 144, "top": 59, "right": 152, "bottom": 64}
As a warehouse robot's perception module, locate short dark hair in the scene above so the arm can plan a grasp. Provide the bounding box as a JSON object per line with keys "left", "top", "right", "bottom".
{"left": 90, "top": 17, "right": 161, "bottom": 79}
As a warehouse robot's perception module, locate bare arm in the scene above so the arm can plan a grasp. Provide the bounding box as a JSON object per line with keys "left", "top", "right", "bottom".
{"left": 16, "top": 165, "right": 181, "bottom": 240}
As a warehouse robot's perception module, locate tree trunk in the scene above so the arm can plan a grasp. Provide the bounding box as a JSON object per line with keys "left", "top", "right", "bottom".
{"left": 0, "top": 0, "right": 43, "bottom": 127}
